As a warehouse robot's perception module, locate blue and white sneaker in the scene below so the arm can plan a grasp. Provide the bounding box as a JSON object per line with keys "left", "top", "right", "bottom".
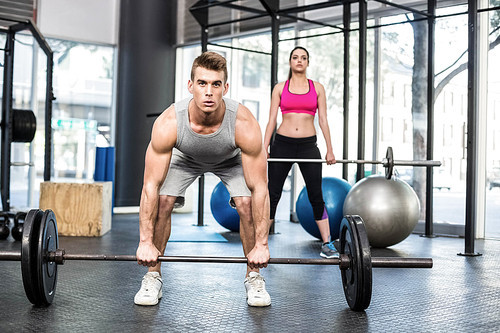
{"left": 320, "top": 241, "right": 339, "bottom": 259}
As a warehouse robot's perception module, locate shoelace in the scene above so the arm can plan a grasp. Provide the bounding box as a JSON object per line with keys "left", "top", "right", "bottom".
{"left": 142, "top": 275, "right": 161, "bottom": 292}
{"left": 248, "top": 275, "right": 265, "bottom": 293}
{"left": 326, "top": 242, "right": 337, "bottom": 251}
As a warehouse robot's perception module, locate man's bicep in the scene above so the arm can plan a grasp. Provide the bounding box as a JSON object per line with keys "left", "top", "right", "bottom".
{"left": 144, "top": 110, "right": 177, "bottom": 187}
{"left": 241, "top": 148, "right": 267, "bottom": 192}
{"left": 143, "top": 143, "right": 172, "bottom": 188}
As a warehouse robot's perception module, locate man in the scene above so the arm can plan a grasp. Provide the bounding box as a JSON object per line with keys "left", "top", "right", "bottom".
{"left": 135, "top": 52, "right": 271, "bottom": 307}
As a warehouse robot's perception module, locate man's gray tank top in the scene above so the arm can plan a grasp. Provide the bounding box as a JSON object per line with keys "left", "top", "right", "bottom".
{"left": 173, "top": 97, "right": 240, "bottom": 164}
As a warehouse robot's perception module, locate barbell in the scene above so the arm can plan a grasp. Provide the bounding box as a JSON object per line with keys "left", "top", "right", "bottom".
{"left": 268, "top": 146, "right": 442, "bottom": 179}
{"left": 0, "top": 209, "right": 432, "bottom": 311}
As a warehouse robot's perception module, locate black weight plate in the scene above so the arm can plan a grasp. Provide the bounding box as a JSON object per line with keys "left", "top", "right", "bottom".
{"left": 340, "top": 216, "right": 361, "bottom": 310}
{"left": 350, "top": 215, "right": 372, "bottom": 310}
{"left": 21, "top": 209, "right": 44, "bottom": 306}
{"left": 385, "top": 146, "right": 394, "bottom": 179}
{"left": 340, "top": 215, "right": 372, "bottom": 311}
{"left": 12, "top": 109, "right": 37, "bottom": 142}
{"left": 36, "top": 210, "right": 59, "bottom": 305}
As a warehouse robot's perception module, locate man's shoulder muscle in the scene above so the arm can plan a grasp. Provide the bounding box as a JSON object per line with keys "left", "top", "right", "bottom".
{"left": 235, "top": 104, "right": 262, "bottom": 154}
{"left": 151, "top": 105, "right": 177, "bottom": 153}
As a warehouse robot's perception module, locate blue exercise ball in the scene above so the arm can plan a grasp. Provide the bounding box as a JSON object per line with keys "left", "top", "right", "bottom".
{"left": 343, "top": 175, "right": 420, "bottom": 248}
{"left": 210, "top": 181, "right": 240, "bottom": 232}
{"left": 296, "top": 177, "right": 352, "bottom": 240}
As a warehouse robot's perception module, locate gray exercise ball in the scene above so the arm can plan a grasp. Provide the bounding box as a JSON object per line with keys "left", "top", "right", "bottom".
{"left": 343, "top": 175, "right": 420, "bottom": 248}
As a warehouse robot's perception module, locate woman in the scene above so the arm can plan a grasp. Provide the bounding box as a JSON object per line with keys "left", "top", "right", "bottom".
{"left": 263, "top": 46, "right": 337, "bottom": 258}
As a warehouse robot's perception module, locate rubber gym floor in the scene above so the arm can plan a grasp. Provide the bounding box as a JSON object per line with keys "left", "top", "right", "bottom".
{"left": 1, "top": 207, "right": 499, "bottom": 332}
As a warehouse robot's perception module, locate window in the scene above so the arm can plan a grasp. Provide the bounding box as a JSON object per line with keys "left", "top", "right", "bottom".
{"left": 404, "top": 84, "right": 411, "bottom": 108}
{"left": 44, "top": 39, "right": 115, "bottom": 181}
{"left": 242, "top": 54, "right": 261, "bottom": 88}
{"left": 242, "top": 100, "right": 260, "bottom": 121}
{"left": 381, "top": 117, "right": 394, "bottom": 142}
{"left": 403, "top": 119, "right": 411, "bottom": 143}
{"left": 382, "top": 81, "right": 395, "bottom": 105}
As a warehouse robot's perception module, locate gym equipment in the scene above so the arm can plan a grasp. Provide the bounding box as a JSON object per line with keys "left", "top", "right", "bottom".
{"left": 210, "top": 181, "right": 240, "bottom": 232}
{"left": 343, "top": 175, "right": 420, "bottom": 248}
{"left": 0, "top": 212, "right": 9, "bottom": 240}
{"left": 11, "top": 212, "right": 26, "bottom": 241}
{"left": 0, "top": 18, "right": 54, "bottom": 215}
{"left": 0, "top": 209, "right": 432, "bottom": 311}
{"left": 268, "top": 146, "right": 441, "bottom": 179}
{"left": 12, "top": 109, "right": 37, "bottom": 143}
{"left": 296, "top": 177, "right": 351, "bottom": 240}
{"left": 21, "top": 209, "right": 58, "bottom": 305}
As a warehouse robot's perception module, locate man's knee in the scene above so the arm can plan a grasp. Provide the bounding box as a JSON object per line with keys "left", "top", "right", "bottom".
{"left": 158, "top": 195, "right": 176, "bottom": 218}
{"left": 232, "top": 196, "right": 252, "bottom": 221}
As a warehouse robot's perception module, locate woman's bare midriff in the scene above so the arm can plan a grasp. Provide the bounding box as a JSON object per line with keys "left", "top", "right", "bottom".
{"left": 276, "top": 113, "right": 317, "bottom": 138}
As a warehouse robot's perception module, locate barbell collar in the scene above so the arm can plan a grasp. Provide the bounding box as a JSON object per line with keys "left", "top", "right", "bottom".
{"left": 393, "top": 160, "right": 441, "bottom": 167}
{"left": 0, "top": 251, "right": 21, "bottom": 261}
{"left": 371, "top": 257, "right": 433, "bottom": 268}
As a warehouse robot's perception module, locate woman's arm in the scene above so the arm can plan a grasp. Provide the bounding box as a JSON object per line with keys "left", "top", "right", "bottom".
{"left": 263, "top": 82, "right": 284, "bottom": 157}
{"left": 315, "top": 81, "right": 336, "bottom": 164}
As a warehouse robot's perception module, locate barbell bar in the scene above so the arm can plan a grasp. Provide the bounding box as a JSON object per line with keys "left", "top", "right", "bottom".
{"left": 268, "top": 146, "right": 442, "bottom": 180}
{"left": 0, "top": 251, "right": 432, "bottom": 269}
{"left": 267, "top": 158, "right": 441, "bottom": 167}
{"left": 0, "top": 209, "right": 433, "bottom": 311}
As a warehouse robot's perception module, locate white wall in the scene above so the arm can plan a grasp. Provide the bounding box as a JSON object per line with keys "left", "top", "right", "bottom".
{"left": 37, "top": 0, "right": 120, "bottom": 45}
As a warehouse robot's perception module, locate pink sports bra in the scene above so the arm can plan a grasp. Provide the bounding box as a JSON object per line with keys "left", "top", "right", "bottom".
{"left": 280, "top": 79, "right": 318, "bottom": 116}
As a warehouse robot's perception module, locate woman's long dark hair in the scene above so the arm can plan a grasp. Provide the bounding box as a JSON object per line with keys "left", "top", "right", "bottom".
{"left": 287, "top": 46, "right": 310, "bottom": 80}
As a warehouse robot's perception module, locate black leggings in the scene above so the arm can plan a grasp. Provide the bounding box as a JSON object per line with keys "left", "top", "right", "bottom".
{"left": 268, "top": 134, "right": 325, "bottom": 220}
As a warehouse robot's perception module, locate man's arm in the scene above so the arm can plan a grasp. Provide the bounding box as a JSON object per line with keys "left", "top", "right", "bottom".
{"left": 235, "top": 104, "right": 271, "bottom": 268}
{"left": 136, "top": 106, "right": 177, "bottom": 266}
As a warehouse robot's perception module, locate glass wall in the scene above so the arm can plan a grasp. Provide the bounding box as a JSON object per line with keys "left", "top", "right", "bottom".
{"left": 176, "top": 2, "right": 498, "bottom": 238}
{"left": 5, "top": 33, "right": 37, "bottom": 211}
{"left": 431, "top": 6, "right": 469, "bottom": 227}
{"left": 485, "top": 4, "right": 500, "bottom": 238}
{"left": 378, "top": 16, "right": 415, "bottom": 164}
{"left": 44, "top": 39, "right": 115, "bottom": 182}
{"left": 5, "top": 35, "right": 115, "bottom": 210}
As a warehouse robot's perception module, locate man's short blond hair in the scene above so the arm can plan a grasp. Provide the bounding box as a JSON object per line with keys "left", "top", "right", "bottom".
{"left": 191, "top": 51, "right": 228, "bottom": 83}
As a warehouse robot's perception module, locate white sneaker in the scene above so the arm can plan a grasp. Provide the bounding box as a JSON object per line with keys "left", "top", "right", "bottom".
{"left": 244, "top": 272, "right": 271, "bottom": 307}
{"left": 134, "top": 272, "right": 163, "bottom": 306}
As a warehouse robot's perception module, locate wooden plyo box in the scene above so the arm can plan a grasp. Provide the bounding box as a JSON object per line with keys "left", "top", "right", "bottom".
{"left": 39, "top": 182, "right": 112, "bottom": 236}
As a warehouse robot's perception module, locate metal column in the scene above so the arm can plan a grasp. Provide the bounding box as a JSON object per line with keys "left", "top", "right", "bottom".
{"left": 264, "top": 0, "right": 280, "bottom": 230}
{"left": 198, "top": 3, "right": 209, "bottom": 227}
{"left": 271, "top": 13, "right": 281, "bottom": 230}
{"left": 43, "top": 49, "right": 54, "bottom": 182}
{"left": 372, "top": 17, "right": 381, "bottom": 176}
{"left": 356, "top": 0, "right": 367, "bottom": 182}
{"left": 342, "top": 2, "right": 351, "bottom": 181}
{"left": 424, "top": 0, "right": 436, "bottom": 237}
{"left": 0, "top": 31, "right": 15, "bottom": 212}
{"left": 460, "top": 0, "right": 481, "bottom": 256}
{"left": 28, "top": 20, "right": 55, "bottom": 184}
{"left": 270, "top": 7, "right": 279, "bottom": 89}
